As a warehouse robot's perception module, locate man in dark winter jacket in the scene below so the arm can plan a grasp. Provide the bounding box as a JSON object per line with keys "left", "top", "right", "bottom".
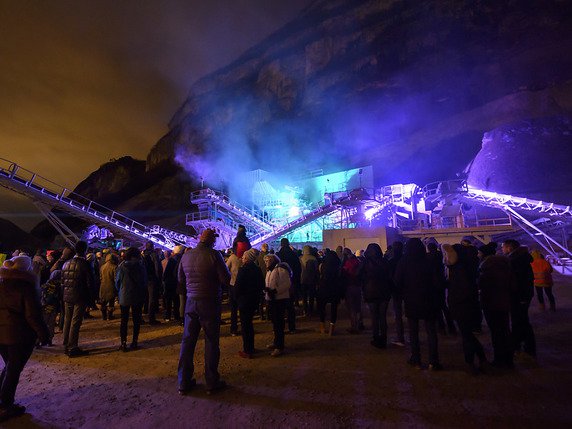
{"left": 502, "top": 239, "right": 536, "bottom": 357}
{"left": 143, "top": 241, "right": 163, "bottom": 325}
{"left": 61, "top": 241, "right": 94, "bottom": 357}
{"left": 177, "top": 229, "right": 230, "bottom": 395}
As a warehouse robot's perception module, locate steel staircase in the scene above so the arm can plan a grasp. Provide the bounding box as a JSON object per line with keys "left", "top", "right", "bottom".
{"left": 0, "top": 158, "right": 194, "bottom": 249}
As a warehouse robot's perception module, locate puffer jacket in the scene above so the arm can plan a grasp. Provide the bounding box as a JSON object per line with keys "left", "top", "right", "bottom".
{"left": 0, "top": 267, "right": 49, "bottom": 345}
{"left": 265, "top": 262, "right": 292, "bottom": 301}
{"left": 99, "top": 254, "right": 118, "bottom": 301}
{"left": 61, "top": 256, "right": 95, "bottom": 304}
{"left": 115, "top": 259, "right": 147, "bottom": 306}
{"left": 300, "top": 246, "right": 319, "bottom": 286}
{"left": 178, "top": 242, "right": 231, "bottom": 300}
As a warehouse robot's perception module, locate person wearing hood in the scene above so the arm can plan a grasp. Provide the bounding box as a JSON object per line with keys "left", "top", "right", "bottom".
{"left": 394, "top": 238, "right": 442, "bottom": 370}
{"left": 234, "top": 249, "right": 264, "bottom": 358}
{"left": 0, "top": 255, "right": 49, "bottom": 422}
{"left": 442, "top": 244, "right": 486, "bottom": 374}
{"left": 300, "top": 245, "right": 319, "bottom": 316}
{"left": 387, "top": 241, "right": 405, "bottom": 347}
{"left": 362, "top": 243, "right": 393, "bottom": 348}
{"left": 502, "top": 239, "right": 536, "bottom": 358}
{"left": 232, "top": 225, "right": 251, "bottom": 259}
{"left": 264, "top": 254, "right": 292, "bottom": 357}
{"left": 276, "top": 238, "right": 299, "bottom": 334}
{"left": 115, "top": 247, "right": 147, "bottom": 352}
{"left": 341, "top": 248, "right": 363, "bottom": 334}
{"left": 317, "top": 249, "right": 342, "bottom": 335}
{"left": 477, "top": 241, "right": 515, "bottom": 369}
{"left": 99, "top": 253, "right": 118, "bottom": 320}
{"left": 530, "top": 251, "right": 556, "bottom": 311}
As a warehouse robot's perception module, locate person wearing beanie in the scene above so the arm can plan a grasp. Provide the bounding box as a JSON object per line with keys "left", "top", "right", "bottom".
{"left": 276, "top": 238, "right": 300, "bottom": 334}
{"left": 177, "top": 228, "right": 230, "bottom": 395}
{"left": 264, "top": 253, "right": 292, "bottom": 356}
{"left": 0, "top": 256, "right": 49, "bottom": 421}
{"left": 256, "top": 243, "right": 270, "bottom": 320}
{"left": 234, "top": 248, "right": 264, "bottom": 358}
{"left": 40, "top": 269, "right": 63, "bottom": 345}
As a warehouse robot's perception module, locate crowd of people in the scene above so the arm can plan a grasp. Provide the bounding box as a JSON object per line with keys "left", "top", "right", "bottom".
{"left": 0, "top": 224, "right": 559, "bottom": 421}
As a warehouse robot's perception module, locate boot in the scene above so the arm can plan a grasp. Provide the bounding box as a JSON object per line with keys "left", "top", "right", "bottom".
{"left": 108, "top": 309, "right": 114, "bottom": 320}
{"left": 119, "top": 341, "right": 128, "bottom": 352}
{"left": 101, "top": 307, "right": 107, "bottom": 320}
{"left": 319, "top": 322, "right": 326, "bottom": 334}
{"left": 328, "top": 322, "right": 335, "bottom": 336}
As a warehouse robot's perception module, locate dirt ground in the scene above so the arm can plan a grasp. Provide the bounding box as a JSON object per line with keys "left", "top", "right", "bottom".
{"left": 3, "top": 272, "right": 572, "bottom": 429}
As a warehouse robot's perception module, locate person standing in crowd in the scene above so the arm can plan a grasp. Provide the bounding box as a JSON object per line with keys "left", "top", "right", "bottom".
{"left": 99, "top": 253, "right": 118, "bottom": 321}
{"left": 61, "top": 241, "right": 94, "bottom": 357}
{"left": 394, "top": 238, "right": 442, "bottom": 370}
{"left": 256, "top": 243, "right": 270, "bottom": 320}
{"left": 341, "top": 248, "right": 363, "bottom": 334}
{"left": 226, "top": 249, "right": 242, "bottom": 336}
{"left": 300, "top": 245, "right": 319, "bottom": 317}
{"left": 143, "top": 241, "right": 163, "bottom": 325}
{"left": 162, "top": 249, "right": 181, "bottom": 322}
{"left": 477, "top": 242, "right": 514, "bottom": 369}
{"left": 264, "top": 254, "right": 292, "bottom": 357}
{"left": 115, "top": 247, "right": 147, "bottom": 352}
{"left": 51, "top": 247, "right": 74, "bottom": 332}
{"left": 232, "top": 225, "right": 251, "bottom": 259}
{"left": 32, "top": 249, "right": 49, "bottom": 284}
{"left": 177, "top": 229, "right": 230, "bottom": 395}
{"left": 235, "top": 249, "right": 264, "bottom": 358}
{"left": 387, "top": 241, "right": 405, "bottom": 346}
{"left": 531, "top": 250, "right": 556, "bottom": 311}
{"left": 173, "top": 245, "right": 187, "bottom": 326}
{"left": 502, "top": 239, "right": 536, "bottom": 358}
{"left": 40, "top": 270, "right": 62, "bottom": 345}
{"left": 362, "top": 243, "right": 393, "bottom": 348}
{"left": 276, "top": 238, "right": 300, "bottom": 333}
{"left": 442, "top": 244, "right": 486, "bottom": 374}
{"left": 0, "top": 255, "right": 49, "bottom": 422}
{"left": 427, "top": 242, "right": 456, "bottom": 336}
{"left": 317, "top": 249, "right": 342, "bottom": 335}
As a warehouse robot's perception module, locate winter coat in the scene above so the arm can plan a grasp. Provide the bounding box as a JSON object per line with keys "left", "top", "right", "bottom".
{"left": 99, "top": 254, "right": 118, "bottom": 301}
{"left": 61, "top": 256, "right": 95, "bottom": 304}
{"left": 531, "top": 257, "right": 553, "bottom": 287}
{"left": 226, "top": 253, "right": 242, "bottom": 286}
{"left": 257, "top": 250, "right": 269, "bottom": 279}
{"left": 178, "top": 242, "right": 231, "bottom": 300}
{"left": 172, "top": 254, "right": 186, "bottom": 295}
{"left": 0, "top": 267, "right": 49, "bottom": 345}
{"left": 162, "top": 256, "right": 179, "bottom": 293}
{"left": 394, "top": 242, "right": 440, "bottom": 320}
{"left": 442, "top": 244, "right": 480, "bottom": 322}
{"left": 265, "top": 262, "right": 292, "bottom": 301}
{"left": 477, "top": 255, "right": 514, "bottom": 313}
{"left": 318, "top": 251, "right": 342, "bottom": 302}
{"left": 41, "top": 270, "right": 62, "bottom": 314}
{"left": 508, "top": 246, "right": 534, "bottom": 303}
{"left": 235, "top": 261, "right": 265, "bottom": 306}
{"left": 300, "top": 246, "right": 319, "bottom": 286}
{"left": 115, "top": 259, "right": 147, "bottom": 307}
{"left": 277, "top": 246, "right": 302, "bottom": 286}
{"left": 143, "top": 249, "right": 163, "bottom": 283}
{"left": 341, "top": 255, "right": 362, "bottom": 291}
{"left": 361, "top": 255, "right": 393, "bottom": 303}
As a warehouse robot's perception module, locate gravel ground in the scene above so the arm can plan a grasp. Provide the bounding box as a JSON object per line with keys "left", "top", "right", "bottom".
{"left": 3, "top": 272, "right": 572, "bottom": 428}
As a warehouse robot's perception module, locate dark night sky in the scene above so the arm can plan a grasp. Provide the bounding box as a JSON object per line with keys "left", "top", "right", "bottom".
{"left": 0, "top": 0, "right": 312, "bottom": 231}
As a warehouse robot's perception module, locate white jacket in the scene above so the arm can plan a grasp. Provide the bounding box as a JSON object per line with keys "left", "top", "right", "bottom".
{"left": 265, "top": 264, "right": 291, "bottom": 301}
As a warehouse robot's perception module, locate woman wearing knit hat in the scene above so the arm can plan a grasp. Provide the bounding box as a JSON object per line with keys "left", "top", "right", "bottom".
{"left": 234, "top": 248, "right": 264, "bottom": 358}
{"left": 0, "top": 256, "right": 49, "bottom": 422}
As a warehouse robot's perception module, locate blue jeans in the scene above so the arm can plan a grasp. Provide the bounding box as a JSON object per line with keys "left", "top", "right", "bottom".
{"left": 408, "top": 317, "right": 439, "bottom": 365}
{"left": 178, "top": 298, "right": 221, "bottom": 390}
{"left": 368, "top": 300, "right": 389, "bottom": 345}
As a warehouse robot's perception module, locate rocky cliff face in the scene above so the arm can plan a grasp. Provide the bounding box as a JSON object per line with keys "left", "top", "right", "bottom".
{"left": 34, "top": 0, "right": 572, "bottom": 242}
{"left": 147, "top": 0, "right": 572, "bottom": 191}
